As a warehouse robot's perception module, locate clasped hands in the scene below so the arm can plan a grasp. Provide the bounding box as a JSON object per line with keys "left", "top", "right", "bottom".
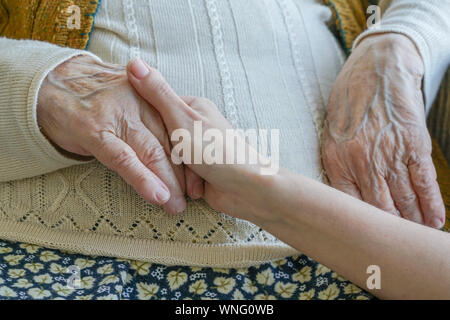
{"left": 37, "top": 33, "right": 445, "bottom": 228}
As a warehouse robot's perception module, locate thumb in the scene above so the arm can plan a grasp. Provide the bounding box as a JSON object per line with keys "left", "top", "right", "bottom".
{"left": 127, "top": 59, "right": 190, "bottom": 132}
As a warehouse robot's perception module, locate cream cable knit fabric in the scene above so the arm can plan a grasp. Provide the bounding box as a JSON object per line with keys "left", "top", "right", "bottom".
{"left": 0, "top": 0, "right": 448, "bottom": 267}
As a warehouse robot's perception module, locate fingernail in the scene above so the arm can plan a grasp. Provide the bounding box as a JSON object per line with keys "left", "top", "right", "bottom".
{"left": 130, "top": 59, "right": 150, "bottom": 79}
{"left": 193, "top": 182, "right": 204, "bottom": 199}
{"left": 155, "top": 188, "right": 170, "bottom": 204}
{"left": 172, "top": 197, "right": 186, "bottom": 214}
{"left": 431, "top": 218, "right": 444, "bottom": 229}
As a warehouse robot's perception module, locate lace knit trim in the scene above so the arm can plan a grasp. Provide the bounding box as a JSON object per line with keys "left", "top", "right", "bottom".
{"left": 205, "top": 0, "right": 240, "bottom": 128}
{"left": 123, "top": 0, "right": 141, "bottom": 60}
{"left": 0, "top": 220, "right": 297, "bottom": 267}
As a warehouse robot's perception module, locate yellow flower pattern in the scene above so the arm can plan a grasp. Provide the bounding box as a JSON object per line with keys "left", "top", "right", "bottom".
{"left": 299, "top": 289, "right": 315, "bottom": 300}
{"left": 274, "top": 282, "right": 298, "bottom": 299}
{"left": 213, "top": 277, "right": 236, "bottom": 294}
{"left": 256, "top": 268, "right": 275, "bottom": 286}
{"left": 0, "top": 239, "right": 373, "bottom": 300}
{"left": 167, "top": 269, "right": 188, "bottom": 291}
{"left": 189, "top": 280, "right": 208, "bottom": 295}
{"left": 136, "top": 283, "right": 159, "bottom": 300}
{"left": 318, "top": 283, "right": 340, "bottom": 300}
{"left": 292, "top": 266, "right": 312, "bottom": 284}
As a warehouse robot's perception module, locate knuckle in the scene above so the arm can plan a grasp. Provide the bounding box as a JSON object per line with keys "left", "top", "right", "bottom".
{"left": 196, "top": 97, "right": 213, "bottom": 105}
{"left": 373, "top": 200, "right": 396, "bottom": 214}
{"left": 376, "top": 203, "right": 397, "bottom": 214}
{"left": 395, "top": 192, "right": 417, "bottom": 211}
{"left": 160, "top": 132, "right": 172, "bottom": 153}
{"left": 110, "top": 148, "right": 136, "bottom": 171}
{"left": 134, "top": 172, "right": 151, "bottom": 190}
{"left": 185, "top": 96, "right": 212, "bottom": 107}
{"left": 418, "top": 182, "right": 436, "bottom": 196}
{"left": 147, "top": 71, "right": 171, "bottom": 96}
{"left": 413, "top": 173, "right": 437, "bottom": 194}
{"left": 141, "top": 143, "right": 167, "bottom": 168}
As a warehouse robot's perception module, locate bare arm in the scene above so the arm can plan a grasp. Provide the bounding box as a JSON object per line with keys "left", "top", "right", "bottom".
{"left": 126, "top": 59, "right": 450, "bottom": 299}
{"left": 257, "top": 170, "right": 450, "bottom": 299}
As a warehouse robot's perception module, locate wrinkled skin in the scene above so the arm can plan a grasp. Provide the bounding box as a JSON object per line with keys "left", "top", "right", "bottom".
{"left": 37, "top": 55, "right": 203, "bottom": 214}
{"left": 322, "top": 33, "right": 445, "bottom": 229}
{"left": 126, "top": 61, "right": 273, "bottom": 225}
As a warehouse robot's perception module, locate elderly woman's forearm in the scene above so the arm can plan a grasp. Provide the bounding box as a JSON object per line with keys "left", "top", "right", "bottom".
{"left": 0, "top": 37, "right": 98, "bottom": 181}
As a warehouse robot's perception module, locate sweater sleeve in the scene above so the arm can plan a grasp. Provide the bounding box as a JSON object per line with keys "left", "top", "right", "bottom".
{"left": 353, "top": 0, "right": 450, "bottom": 113}
{"left": 0, "top": 38, "right": 101, "bottom": 182}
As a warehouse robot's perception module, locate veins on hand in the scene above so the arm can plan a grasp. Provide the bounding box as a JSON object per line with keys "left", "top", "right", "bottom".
{"left": 47, "top": 58, "right": 128, "bottom": 106}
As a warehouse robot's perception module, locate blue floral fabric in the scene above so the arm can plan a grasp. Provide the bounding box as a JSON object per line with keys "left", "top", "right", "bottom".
{"left": 0, "top": 239, "right": 373, "bottom": 300}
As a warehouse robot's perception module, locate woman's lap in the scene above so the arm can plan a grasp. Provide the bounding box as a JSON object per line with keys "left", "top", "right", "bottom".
{"left": 0, "top": 239, "right": 373, "bottom": 300}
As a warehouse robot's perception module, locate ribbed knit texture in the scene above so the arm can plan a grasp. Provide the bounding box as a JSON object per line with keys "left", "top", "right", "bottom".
{"left": 0, "top": 0, "right": 448, "bottom": 267}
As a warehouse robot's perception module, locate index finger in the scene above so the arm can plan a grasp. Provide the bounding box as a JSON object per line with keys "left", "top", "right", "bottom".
{"left": 126, "top": 59, "right": 191, "bottom": 131}
{"left": 409, "top": 156, "right": 445, "bottom": 229}
{"left": 88, "top": 132, "right": 171, "bottom": 206}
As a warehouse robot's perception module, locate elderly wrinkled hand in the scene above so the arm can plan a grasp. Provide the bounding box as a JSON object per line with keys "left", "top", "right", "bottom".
{"left": 37, "top": 55, "right": 200, "bottom": 214}
{"left": 322, "top": 33, "right": 445, "bottom": 229}
{"left": 126, "top": 59, "right": 272, "bottom": 225}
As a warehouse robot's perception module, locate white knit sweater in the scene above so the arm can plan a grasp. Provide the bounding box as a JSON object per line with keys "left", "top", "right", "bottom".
{"left": 0, "top": 0, "right": 448, "bottom": 267}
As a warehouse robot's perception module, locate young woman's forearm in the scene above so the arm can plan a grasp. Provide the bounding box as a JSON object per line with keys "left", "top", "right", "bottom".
{"left": 125, "top": 61, "right": 449, "bottom": 299}
{"left": 255, "top": 169, "right": 450, "bottom": 299}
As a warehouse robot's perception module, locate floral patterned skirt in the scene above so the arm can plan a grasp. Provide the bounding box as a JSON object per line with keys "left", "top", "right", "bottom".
{"left": 0, "top": 240, "right": 373, "bottom": 300}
